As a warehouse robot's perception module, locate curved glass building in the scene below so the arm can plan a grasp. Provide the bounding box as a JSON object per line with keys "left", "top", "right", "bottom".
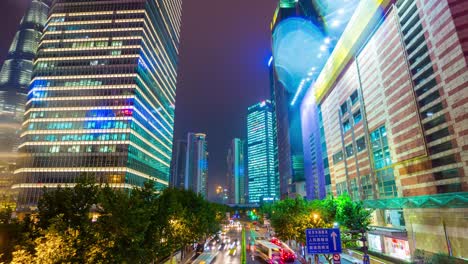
{"left": 14, "top": 0, "right": 183, "bottom": 211}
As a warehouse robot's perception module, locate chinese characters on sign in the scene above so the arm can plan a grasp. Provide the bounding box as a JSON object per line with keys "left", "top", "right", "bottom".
{"left": 305, "top": 228, "right": 342, "bottom": 254}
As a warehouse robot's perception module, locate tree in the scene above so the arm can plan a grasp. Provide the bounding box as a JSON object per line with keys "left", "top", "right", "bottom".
{"left": 8, "top": 181, "right": 224, "bottom": 263}
{"left": 335, "top": 194, "right": 372, "bottom": 232}
{"left": 10, "top": 227, "right": 77, "bottom": 264}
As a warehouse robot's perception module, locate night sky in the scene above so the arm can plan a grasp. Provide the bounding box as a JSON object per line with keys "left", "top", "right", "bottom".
{"left": 0, "top": 0, "right": 277, "bottom": 200}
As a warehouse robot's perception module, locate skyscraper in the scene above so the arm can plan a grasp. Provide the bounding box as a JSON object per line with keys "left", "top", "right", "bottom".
{"left": 0, "top": 0, "right": 51, "bottom": 207}
{"left": 299, "top": 0, "right": 468, "bottom": 261}
{"left": 247, "top": 100, "right": 278, "bottom": 204}
{"left": 170, "top": 139, "right": 187, "bottom": 189}
{"left": 14, "top": 0, "right": 183, "bottom": 210}
{"left": 185, "top": 133, "right": 208, "bottom": 197}
{"left": 269, "top": 0, "right": 326, "bottom": 199}
{"left": 227, "top": 138, "right": 245, "bottom": 205}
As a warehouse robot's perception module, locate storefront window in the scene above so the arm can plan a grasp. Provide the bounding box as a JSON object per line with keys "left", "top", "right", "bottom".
{"left": 368, "top": 234, "right": 382, "bottom": 253}
{"left": 384, "top": 237, "right": 411, "bottom": 261}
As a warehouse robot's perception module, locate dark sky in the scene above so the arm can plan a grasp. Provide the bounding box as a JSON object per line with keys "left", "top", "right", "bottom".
{"left": 0, "top": 0, "right": 277, "bottom": 200}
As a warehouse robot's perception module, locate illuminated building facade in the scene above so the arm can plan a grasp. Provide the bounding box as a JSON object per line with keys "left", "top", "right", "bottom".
{"left": 270, "top": 0, "right": 359, "bottom": 199}
{"left": 300, "top": 0, "right": 468, "bottom": 261}
{"left": 170, "top": 139, "right": 186, "bottom": 189}
{"left": 185, "top": 133, "right": 208, "bottom": 197}
{"left": 247, "top": 100, "right": 278, "bottom": 203}
{"left": 0, "top": 0, "right": 51, "bottom": 208}
{"left": 14, "top": 0, "right": 183, "bottom": 210}
{"left": 227, "top": 138, "right": 246, "bottom": 204}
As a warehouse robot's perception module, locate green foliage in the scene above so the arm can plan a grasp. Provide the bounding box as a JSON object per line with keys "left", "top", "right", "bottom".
{"left": 6, "top": 182, "right": 225, "bottom": 264}
{"left": 263, "top": 194, "right": 373, "bottom": 245}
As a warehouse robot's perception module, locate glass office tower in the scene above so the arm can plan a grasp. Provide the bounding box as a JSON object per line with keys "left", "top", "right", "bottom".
{"left": 185, "top": 133, "right": 208, "bottom": 197}
{"left": 170, "top": 139, "right": 187, "bottom": 189}
{"left": 247, "top": 100, "right": 278, "bottom": 203}
{"left": 227, "top": 138, "right": 245, "bottom": 205}
{"left": 0, "top": 0, "right": 51, "bottom": 208}
{"left": 14, "top": 0, "right": 183, "bottom": 210}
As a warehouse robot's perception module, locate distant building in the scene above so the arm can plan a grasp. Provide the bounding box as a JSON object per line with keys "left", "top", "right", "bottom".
{"left": 227, "top": 138, "right": 246, "bottom": 204}
{"left": 215, "top": 185, "right": 228, "bottom": 204}
{"left": 0, "top": 0, "right": 51, "bottom": 208}
{"left": 247, "top": 101, "right": 278, "bottom": 203}
{"left": 185, "top": 133, "right": 208, "bottom": 197}
{"left": 170, "top": 140, "right": 187, "bottom": 189}
{"left": 14, "top": 0, "right": 183, "bottom": 210}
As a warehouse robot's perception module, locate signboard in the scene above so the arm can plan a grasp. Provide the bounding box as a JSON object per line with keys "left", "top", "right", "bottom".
{"left": 333, "top": 254, "right": 341, "bottom": 264}
{"left": 306, "top": 228, "right": 342, "bottom": 254}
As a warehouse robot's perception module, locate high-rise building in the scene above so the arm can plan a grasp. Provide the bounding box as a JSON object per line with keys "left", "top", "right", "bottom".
{"left": 247, "top": 100, "right": 278, "bottom": 203}
{"left": 170, "top": 139, "right": 187, "bottom": 189}
{"left": 185, "top": 133, "right": 208, "bottom": 197}
{"left": 227, "top": 138, "right": 246, "bottom": 205}
{"left": 271, "top": 0, "right": 360, "bottom": 200}
{"left": 300, "top": 0, "right": 467, "bottom": 261}
{"left": 269, "top": 1, "right": 326, "bottom": 199}
{"left": 0, "top": 0, "right": 51, "bottom": 208}
{"left": 14, "top": 0, "right": 183, "bottom": 210}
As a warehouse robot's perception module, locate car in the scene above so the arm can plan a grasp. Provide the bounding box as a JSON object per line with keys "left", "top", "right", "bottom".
{"left": 228, "top": 248, "right": 237, "bottom": 256}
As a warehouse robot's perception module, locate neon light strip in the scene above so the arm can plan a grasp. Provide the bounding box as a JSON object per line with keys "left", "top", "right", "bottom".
{"left": 13, "top": 168, "right": 168, "bottom": 185}
{"left": 12, "top": 183, "right": 135, "bottom": 189}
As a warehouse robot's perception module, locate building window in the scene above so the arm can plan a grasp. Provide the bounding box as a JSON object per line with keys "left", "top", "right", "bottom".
{"left": 433, "top": 169, "right": 459, "bottom": 181}
{"left": 436, "top": 183, "right": 462, "bottom": 194}
{"left": 421, "top": 103, "right": 443, "bottom": 119}
{"left": 336, "top": 181, "right": 348, "bottom": 196}
{"left": 356, "top": 137, "right": 366, "bottom": 152}
{"left": 353, "top": 110, "right": 362, "bottom": 124}
{"left": 426, "top": 127, "right": 450, "bottom": 142}
{"left": 418, "top": 90, "right": 440, "bottom": 108}
{"left": 350, "top": 90, "right": 359, "bottom": 105}
{"left": 376, "top": 168, "right": 397, "bottom": 198}
{"left": 333, "top": 151, "right": 343, "bottom": 164}
{"left": 361, "top": 175, "right": 373, "bottom": 200}
{"left": 345, "top": 144, "right": 354, "bottom": 158}
{"left": 350, "top": 178, "right": 359, "bottom": 200}
{"left": 423, "top": 115, "right": 446, "bottom": 130}
{"left": 429, "top": 141, "right": 452, "bottom": 155}
{"left": 343, "top": 120, "right": 351, "bottom": 133}
{"left": 340, "top": 102, "right": 348, "bottom": 115}
{"left": 431, "top": 154, "right": 457, "bottom": 168}
{"left": 370, "top": 126, "right": 391, "bottom": 169}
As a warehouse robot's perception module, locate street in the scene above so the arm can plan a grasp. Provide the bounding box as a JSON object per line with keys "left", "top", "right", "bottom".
{"left": 194, "top": 222, "right": 358, "bottom": 264}
{"left": 212, "top": 226, "right": 242, "bottom": 264}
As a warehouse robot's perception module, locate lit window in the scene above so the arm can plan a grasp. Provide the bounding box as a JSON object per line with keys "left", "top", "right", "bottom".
{"left": 353, "top": 110, "right": 362, "bottom": 124}
{"left": 343, "top": 120, "right": 351, "bottom": 133}
{"left": 350, "top": 90, "right": 359, "bottom": 105}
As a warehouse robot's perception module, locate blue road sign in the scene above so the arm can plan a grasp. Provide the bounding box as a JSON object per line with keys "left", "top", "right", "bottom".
{"left": 305, "top": 228, "right": 342, "bottom": 254}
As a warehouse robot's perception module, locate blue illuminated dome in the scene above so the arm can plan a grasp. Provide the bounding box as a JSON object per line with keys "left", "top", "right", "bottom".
{"left": 272, "top": 17, "right": 328, "bottom": 94}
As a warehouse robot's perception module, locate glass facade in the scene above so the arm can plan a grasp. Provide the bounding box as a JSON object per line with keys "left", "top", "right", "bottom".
{"left": 370, "top": 126, "right": 397, "bottom": 198}
{"left": 170, "top": 139, "right": 187, "bottom": 189}
{"left": 184, "top": 133, "right": 208, "bottom": 197}
{"left": 14, "top": 0, "right": 182, "bottom": 210}
{"left": 227, "top": 138, "right": 245, "bottom": 204}
{"left": 247, "top": 100, "right": 278, "bottom": 203}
